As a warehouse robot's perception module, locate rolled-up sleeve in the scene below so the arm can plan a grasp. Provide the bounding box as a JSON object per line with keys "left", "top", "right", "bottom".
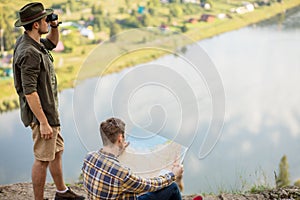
{"left": 21, "top": 51, "right": 41, "bottom": 95}
{"left": 41, "top": 38, "right": 56, "bottom": 50}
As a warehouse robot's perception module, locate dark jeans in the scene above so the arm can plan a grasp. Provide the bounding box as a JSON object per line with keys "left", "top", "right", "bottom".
{"left": 138, "top": 182, "right": 182, "bottom": 200}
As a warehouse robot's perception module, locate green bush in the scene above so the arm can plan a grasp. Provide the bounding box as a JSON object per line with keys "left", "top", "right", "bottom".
{"left": 2, "top": 99, "right": 16, "bottom": 110}
{"left": 250, "top": 184, "right": 270, "bottom": 193}
{"left": 0, "top": 102, "right": 6, "bottom": 113}
{"left": 183, "top": 3, "right": 202, "bottom": 15}
{"left": 294, "top": 179, "right": 300, "bottom": 187}
{"left": 169, "top": 5, "right": 183, "bottom": 17}
{"left": 148, "top": 7, "right": 157, "bottom": 16}
{"left": 13, "top": 99, "right": 19, "bottom": 108}
{"left": 181, "top": 24, "right": 188, "bottom": 33}
{"left": 109, "top": 22, "right": 122, "bottom": 42}
{"left": 118, "top": 7, "right": 125, "bottom": 14}
{"left": 122, "top": 17, "right": 141, "bottom": 28}
{"left": 141, "top": 14, "right": 153, "bottom": 27}
{"left": 276, "top": 155, "right": 290, "bottom": 188}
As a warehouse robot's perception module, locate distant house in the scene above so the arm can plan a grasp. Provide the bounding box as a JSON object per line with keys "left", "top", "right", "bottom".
{"left": 159, "top": 24, "right": 169, "bottom": 32}
{"left": 80, "top": 28, "right": 95, "bottom": 40}
{"left": 204, "top": 3, "right": 212, "bottom": 10}
{"left": 61, "top": 29, "right": 72, "bottom": 36}
{"left": 235, "top": 6, "right": 248, "bottom": 14}
{"left": 187, "top": 18, "right": 198, "bottom": 24}
{"left": 160, "top": 0, "right": 169, "bottom": 3}
{"left": 200, "top": 14, "right": 215, "bottom": 22}
{"left": 231, "top": 2, "right": 255, "bottom": 14}
{"left": 200, "top": 1, "right": 211, "bottom": 10}
{"left": 243, "top": 2, "right": 255, "bottom": 12}
{"left": 182, "top": 0, "right": 199, "bottom": 3}
{"left": 217, "top": 13, "right": 227, "bottom": 19}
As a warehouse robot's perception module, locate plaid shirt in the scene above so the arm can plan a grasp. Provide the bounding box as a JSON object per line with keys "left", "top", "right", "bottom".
{"left": 82, "top": 149, "right": 175, "bottom": 200}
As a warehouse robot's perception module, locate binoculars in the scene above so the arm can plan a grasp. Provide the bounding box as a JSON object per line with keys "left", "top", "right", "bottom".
{"left": 46, "top": 13, "right": 58, "bottom": 22}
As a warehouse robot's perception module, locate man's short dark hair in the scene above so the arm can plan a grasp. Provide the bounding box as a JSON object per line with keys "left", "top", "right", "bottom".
{"left": 100, "top": 118, "right": 125, "bottom": 145}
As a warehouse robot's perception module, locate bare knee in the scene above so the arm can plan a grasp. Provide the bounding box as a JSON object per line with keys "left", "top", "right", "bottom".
{"left": 55, "top": 150, "right": 63, "bottom": 158}
{"left": 34, "top": 159, "right": 49, "bottom": 168}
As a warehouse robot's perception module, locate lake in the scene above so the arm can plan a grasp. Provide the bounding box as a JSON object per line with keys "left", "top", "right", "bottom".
{"left": 0, "top": 7, "right": 300, "bottom": 194}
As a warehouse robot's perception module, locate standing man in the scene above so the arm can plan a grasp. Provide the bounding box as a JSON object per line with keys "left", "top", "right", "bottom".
{"left": 13, "top": 2, "right": 84, "bottom": 200}
{"left": 82, "top": 117, "right": 183, "bottom": 199}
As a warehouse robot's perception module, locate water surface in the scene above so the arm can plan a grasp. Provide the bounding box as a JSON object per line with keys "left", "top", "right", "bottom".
{"left": 0, "top": 8, "right": 300, "bottom": 194}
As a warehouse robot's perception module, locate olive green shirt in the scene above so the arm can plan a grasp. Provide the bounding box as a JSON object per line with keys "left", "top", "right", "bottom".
{"left": 13, "top": 32, "right": 60, "bottom": 127}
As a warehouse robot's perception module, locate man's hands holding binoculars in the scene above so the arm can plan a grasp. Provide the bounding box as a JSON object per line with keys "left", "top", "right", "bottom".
{"left": 47, "top": 13, "right": 61, "bottom": 28}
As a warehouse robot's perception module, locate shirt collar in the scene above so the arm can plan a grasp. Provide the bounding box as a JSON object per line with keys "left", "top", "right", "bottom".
{"left": 99, "top": 148, "right": 119, "bottom": 162}
{"left": 23, "top": 31, "right": 45, "bottom": 51}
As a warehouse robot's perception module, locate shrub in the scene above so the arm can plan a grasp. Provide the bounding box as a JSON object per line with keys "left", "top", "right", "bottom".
{"left": 181, "top": 24, "right": 188, "bottom": 33}
{"left": 276, "top": 155, "right": 290, "bottom": 188}
{"left": 169, "top": 5, "right": 183, "bottom": 17}
{"left": 294, "top": 179, "right": 300, "bottom": 187}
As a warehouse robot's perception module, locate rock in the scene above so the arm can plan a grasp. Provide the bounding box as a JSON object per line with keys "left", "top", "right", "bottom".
{"left": 0, "top": 183, "right": 300, "bottom": 200}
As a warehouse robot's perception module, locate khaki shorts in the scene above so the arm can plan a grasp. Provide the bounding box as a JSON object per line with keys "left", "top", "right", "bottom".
{"left": 31, "top": 123, "right": 64, "bottom": 162}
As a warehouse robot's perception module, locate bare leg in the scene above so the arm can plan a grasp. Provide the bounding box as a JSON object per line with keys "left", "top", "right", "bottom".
{"left": 49, "top": 151, "right": 67, "bottom": 191}
{"left": 32, "top": 159, "right": 49, "bottom": 200}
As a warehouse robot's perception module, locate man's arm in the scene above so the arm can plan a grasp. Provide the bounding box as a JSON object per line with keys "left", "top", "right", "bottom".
{"left": 25, "top": 92, "right": 53, "bottom": 139}
{"left": 46, "top": 20, "right": 59, "bottom": 46}
{"left": 122, "top": 164, "right": 183, "bottom": 194}
{"left": 123, "top": 171, "right": 175, "bottom": 194}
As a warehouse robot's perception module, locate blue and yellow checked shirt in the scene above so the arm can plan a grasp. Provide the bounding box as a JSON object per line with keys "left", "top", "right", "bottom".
{"left": 82, "top": 149, "right": 175, "bottom": 200}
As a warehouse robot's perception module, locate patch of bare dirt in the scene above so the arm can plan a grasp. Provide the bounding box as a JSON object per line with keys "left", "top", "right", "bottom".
{"left": 0, "top": 183, "right": 85, "bottom": 200}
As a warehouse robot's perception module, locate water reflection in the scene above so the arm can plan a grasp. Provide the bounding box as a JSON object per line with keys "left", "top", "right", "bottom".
{"left": 256, "top": 6, "right": 300, "bottom": 30}
{"left": 0, "top": 9, "right": 300, "bottom": 194}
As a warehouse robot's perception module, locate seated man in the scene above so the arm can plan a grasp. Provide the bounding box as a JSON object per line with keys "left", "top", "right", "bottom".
{"left": 82, "top": 117, "right": 183, "bottom": 200}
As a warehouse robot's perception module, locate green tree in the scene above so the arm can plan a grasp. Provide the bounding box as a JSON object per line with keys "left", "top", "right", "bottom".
{"left": 130, "top": 9, "right": 137, "bottom": 17}
{"left": 125, "top": 0, "right": 130, "bottom": 9}
{"left": 148, "top": 0, "right": 160, "bottom": 7}
{"left": 61, "top": 32, "right": 80, "bottom": 53}
{"left": 180, "top": 23, "right": 188, "bottom": 33}
{"left": 169, "top": 0, "right": 180, "bottom": 3}
{"left": 167, "top": 15, "right": 173, "bottom": 24}
{"left": 118, "top": 7, "right": 125, "bottom": 14}
{"left": 0, "top": 6, "right": 4, "bottom": 56}
{"left": 3, "top": 24, "right": 14, "bottom": 50}
{"left": 0, "top": 7, "right": 15, "bottom": 52}
{"left": 92, "top": 4, "right": 104, "bottom": 15}
{"left": 141, "top": 14, "right": 153, "bottom": 27}
{"left": 109, "top": 22, "right": 122, "bottom": 42}
{"left": 67, "top": 0, "right": 74, "bottom": 12}
{"left": 276, "top": 155, "right": 290, "bottom": 188}
{"left": 93, "top": 15, "right": 106, "bottom": 32}
{"left": 123, "top": 17, "right": 140, "bottom": 28}
{"left": 148, "top": 7, "right": 157, "bottom": 16}
{"left": 294, "top": 179, "right": 300, "bottom": 187}
{"left": 169, "top": 5, "right": 183, "bottom": 17}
